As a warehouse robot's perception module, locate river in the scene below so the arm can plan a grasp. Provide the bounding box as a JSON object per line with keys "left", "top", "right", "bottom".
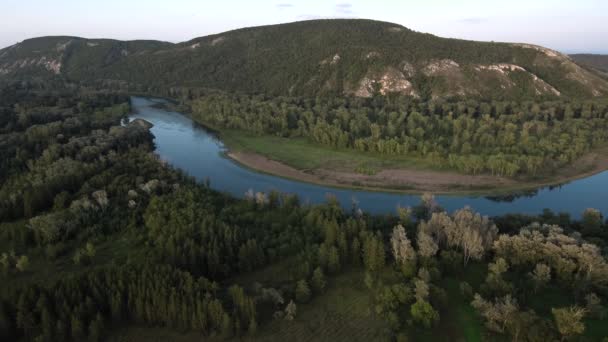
{"left": 128, "top": 97, "right": 608, "bottom": 218}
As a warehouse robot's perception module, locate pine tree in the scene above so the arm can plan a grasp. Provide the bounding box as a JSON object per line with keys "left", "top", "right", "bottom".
{"left": 350, "top": 238, "right": 361, "bottom": 266}
{"left": 71, "top": 314, "right": 85, "bottom": 340}
{"left": 88, "top": 313, "right": 104, "bottom": 342}
{"left": 327, "top": 246, "right": 341, "bottom": 274}
{"left": 295, "top": 280, "right": 311, "bottom": 303}
{"left": 248, "top": 319, "right": 257, "bottom": 336}
{"left": 15, "top": 256, "right": 29, "bottom": 272}
{"left": 311, "top": 267, "right": 327, "bottom": 293}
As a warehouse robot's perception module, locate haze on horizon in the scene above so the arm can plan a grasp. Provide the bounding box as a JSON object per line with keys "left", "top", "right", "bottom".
{"left": 2, "top": 0, "right": 607, "bottom": 54}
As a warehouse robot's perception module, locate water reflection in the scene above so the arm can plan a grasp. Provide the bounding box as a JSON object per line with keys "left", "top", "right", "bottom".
{"left": 129, "top": 97, "right": 608, "bottom": 219}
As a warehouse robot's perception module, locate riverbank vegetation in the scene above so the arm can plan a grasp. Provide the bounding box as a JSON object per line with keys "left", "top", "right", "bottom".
{"left": 2, "top": 85, "right": 608, "bottom": 341}
{"left": 191, "top": 93, "right": 608, "bottom": 180}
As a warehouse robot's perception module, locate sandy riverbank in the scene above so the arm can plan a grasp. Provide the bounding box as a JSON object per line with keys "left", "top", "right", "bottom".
{"left": 227, "top": 147, "right": 608, "bottom": 195}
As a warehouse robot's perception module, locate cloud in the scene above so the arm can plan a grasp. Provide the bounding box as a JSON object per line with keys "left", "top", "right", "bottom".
{"left": 296, "top": 3, "right": 357, "bottom": 21}
{"left": 335, "top": 3, "right": 353, "bottom": 15}
{"left": 276, "top": 3, "right": 294, "bottom": 9}
{"left": 458, "top": 17, "right": 488, "bottom": 24}
{"left": 336, "top": 3, "right": 352, "bottom": 9}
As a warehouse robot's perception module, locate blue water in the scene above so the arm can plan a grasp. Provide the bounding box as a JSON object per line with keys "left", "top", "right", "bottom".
{"left": 129, "top": 97, "right": 608, "bottom": 218}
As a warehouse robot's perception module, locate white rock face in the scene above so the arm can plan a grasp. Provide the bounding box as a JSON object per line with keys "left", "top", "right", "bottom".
{"left": 0, "top": 56, "right": 62, "bottom": 74}
{"left": 422, "top": 59, "right": 460, "bottom": 75}
{"left": 475, "top": 63, "right": 525, "bottom": 74}
{"left": 45, "top": 58, "right": 62, "bottom": 74}
{"left": 190, "top": 42, "right": 201, "bottom": 49}
{"left": 355, "top": 68, "right": 417, "bottom": 98}
{"left": 400, "top": 61, "right": 416, "bottom": 78}
{"left": 87, "top": 42, "right": 99, "bottom": 47}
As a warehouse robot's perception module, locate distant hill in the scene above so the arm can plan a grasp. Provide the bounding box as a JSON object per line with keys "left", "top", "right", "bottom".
{"left": 2, "top": 19, "right": 608, "bottom": 99}
{"left": 570, "top": 54, "right": 608, "bottom": 77}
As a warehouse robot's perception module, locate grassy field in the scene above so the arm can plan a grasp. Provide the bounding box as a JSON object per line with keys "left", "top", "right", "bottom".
{"left": 219, "top": 129, "right": 441, "bottom": 174}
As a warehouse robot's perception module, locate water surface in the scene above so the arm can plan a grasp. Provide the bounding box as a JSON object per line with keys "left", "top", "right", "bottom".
{"left": 129, "top": 97, "right": 608, "bottom": 218}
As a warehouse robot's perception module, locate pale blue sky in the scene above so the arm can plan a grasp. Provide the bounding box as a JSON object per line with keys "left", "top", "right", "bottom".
{"left": 2, "top": 0, "right": 607, "bottom": 53}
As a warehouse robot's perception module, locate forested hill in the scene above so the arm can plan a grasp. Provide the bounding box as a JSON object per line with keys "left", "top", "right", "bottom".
{"left": 1, "top": 19, "right": 608, "bottom": 99}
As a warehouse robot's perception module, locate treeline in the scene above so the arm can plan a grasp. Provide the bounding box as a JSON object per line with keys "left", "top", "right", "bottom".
{"left": 191, "top": 93, "right": 608, "bottom": 177}
{"left": 0, "top": 264, "right": 254, "bottom": 341}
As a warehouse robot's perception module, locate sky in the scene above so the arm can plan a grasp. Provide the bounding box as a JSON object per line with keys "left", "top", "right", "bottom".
{"left": 1, "top": 0, "right": 607, "bottom": 53}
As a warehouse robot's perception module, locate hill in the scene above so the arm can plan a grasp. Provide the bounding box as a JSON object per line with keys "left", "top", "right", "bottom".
{"left": 571, "top": 54, "right": 608, "bottom": 77}
{"left": 1, "top": 19, "right": 608, "bottom": 99}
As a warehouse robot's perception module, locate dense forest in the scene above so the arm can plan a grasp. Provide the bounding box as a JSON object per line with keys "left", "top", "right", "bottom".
{"left": 1, "top": 81, "right": 608, "bottom": 341}
{"left": 190, "top": 92, "right": 608, "bottom": 177}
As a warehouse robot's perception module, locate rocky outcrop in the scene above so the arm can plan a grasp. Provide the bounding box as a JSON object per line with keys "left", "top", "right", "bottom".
{"left": 422, "top": 59, "right": 460, "bottom": 75}
{"left": 354, "top": 67, "right": 417, "bottom": 97}
{"left": 0, "top": 56, "right": 62, "bottom": 75}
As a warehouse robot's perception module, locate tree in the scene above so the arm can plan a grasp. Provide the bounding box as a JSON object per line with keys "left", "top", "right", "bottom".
{"left": 484, "top": 258, "right": 512, "bottom": 296}
{"left": 363, "top": 234, "right": 385, "bottom": 273}
{"left": 311, "top": 267, "right": 326, "bottom": 293}
{"left": 530, "top": 263, "right": 551, "bottom": 292}
{"left": 417, "top": 230, "right": 438, "bottom": 258}
{"left": 396, "top": 206, "right": 412, "bottom": 226}
{"left": 451, "top": 208, "right": 498, "bottom": 266}
{"left": 327, "top": 246, "right": 341, "bottom": 274}
{"left": 582, "top": 208, "right": 602, "bottom": 234}
{"left": 70, "top": 314, "right": 84, "bottom": 340}
{"left": 0, "top": 253, "right": 9, "bottom": 274}
{"left": 88, "top": 313, "right": 104, "bottom": 342}
{"left": 350, "top": 238, "right": 361, "bottom": 266}
{"left": 85, "top": 242, "right": 96, "bottom": 258}
{"left": 390, "top": 225, "right": 416, "bottom": 264}
{"left": 284, "top": 301, "right": 297, "bottom": 321}
{"left": 410, "top": 300, "right": 439, "bottom": 328}
{"left": 471, "top": 294, "right": 519, "bottom": 335}
{"left": 414, "top": 279, "right": 429, "bottom": 302}
{"left": 248, "top": 319, "right": 258, "bottom": 336}
{"left": 419, "top": 208, "right": 497, "bottom": 267}
{"left": 585, "top": 293, "right": 604, "bottom": 319}
{"left": 15, "top": 255, "right": 29, "bottom": 272}
{"left": 295, "top": 280, "right": 311, "bottom": 303}
{"left": 552, "top": 306, "right": 586, "bottom": 341}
